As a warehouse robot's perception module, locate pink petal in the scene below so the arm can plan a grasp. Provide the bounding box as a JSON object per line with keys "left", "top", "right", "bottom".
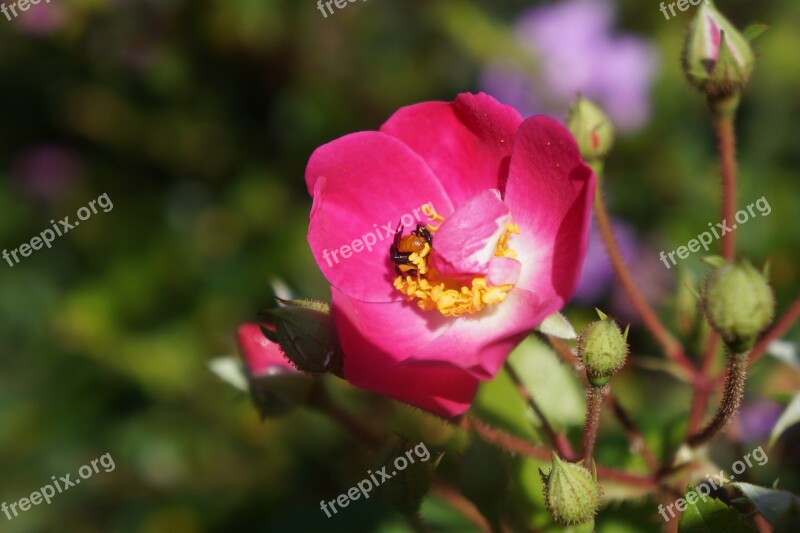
{"left": 342, "top": 347, "right": 480, "bottom": 417}
{"left": 486, "top": 256, "right": 522, "bottom": 286}
{"left": 236, "top": 323, "right": 295, "bottom": 377}
{"left": 306, "top": 132, "right": 454, "bottom": 303}
{"left": 332, "top": 286, "right": 542, "bottom": 382}
{"left": 380, "top": 93, "right": 523, "bottom": 206}
{"left": 430, "top": 189, "right": 511, "bottom": 281}
{"left": 504, "top": 116, "right": 595, "bottom": 316}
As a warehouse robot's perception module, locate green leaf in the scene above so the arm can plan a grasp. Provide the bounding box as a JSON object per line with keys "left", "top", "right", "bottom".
{"left": 678, "top": 486, "right": 755, "bottom": 532}
{"left": 208, "top": 356, "right": 249, "bottom": 392}
{"left": 743, "top": 23, "right": 770, "bottom": 41}
{"left": 732, "top": 482, "right": 800, "bottom": 525}
{"left": 769, "top": 393, "right": 800, "bottom": 448}
{"left": 507, "top": 336, "right": 586, "bottom": 430}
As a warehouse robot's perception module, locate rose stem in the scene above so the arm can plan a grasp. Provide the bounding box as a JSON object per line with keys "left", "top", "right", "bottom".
{"left": 504, "top": 361, "right": 576, "bottom": 460}
{"left": 605, "top": 394, "right": 660, "bottom": 473}
{"left": 687, "top": 352, "right": 748, "bottom": 447}
{"left": 547, "top": 336, "right": 659, "bottom": 471}
{"left": 581, "top": 385, "right": 605, "bottom": 468}
{"left": 593, "top": 184, "right": 696, "bottom": 378}
{"left": 464, "top": 416, "right": 658, "bottom": 488}
{"left": 691, "top": 107, "right": 740, "bottom": 432}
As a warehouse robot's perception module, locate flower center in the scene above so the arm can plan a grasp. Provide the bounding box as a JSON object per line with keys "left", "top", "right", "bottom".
{"left": 393, "top": 205, "right": 519, "bottom": 317}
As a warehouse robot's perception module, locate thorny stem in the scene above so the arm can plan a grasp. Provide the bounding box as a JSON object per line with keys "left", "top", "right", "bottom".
{"left": 605, "top": 394, "right": 660, "bottom": 473}
{"left": 431, "top": 484, "right": 492, "bottom": 533}
{"left": 581, "top": 386, "right": 605, "bottom": 469}
{"left": 504, "top": 362, "right": 576, "bottom": 460}
{"left": 688, "top": 335, "right": 720, "bottom": 434}
{"left": 688, "top": 353, "right": 749, "bottom": 448}
{"left": 547, "top": 337, "right": 659, "bottom": 471}
{"left": 464, "top": 416, "right": 658, "bottom": 488}
{"left": 594, "top": 183, "right": 696, "bottom": 378}
{"left": 309, "top": 382, "right": 385, "bottom": 451}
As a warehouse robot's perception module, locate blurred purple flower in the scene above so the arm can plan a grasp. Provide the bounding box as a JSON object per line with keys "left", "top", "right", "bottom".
{"left": 12, "top": 145, "right": 81, "bottom": 202}
{"left": 16, "top": 2, "right": 66, "bottom": 36}
{"left": 609, "top": 240, "right": 674, "bottom": 324}
{"left": 481, "top": 0, "right": 659, "bottom": 131}
{"left": 733, "top": 399, "right": 783, "bottom": 444}
{"left": 574, "top": 220, "right": 636, "bottom": 303}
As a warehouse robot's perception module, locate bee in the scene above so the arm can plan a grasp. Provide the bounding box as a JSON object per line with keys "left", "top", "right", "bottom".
{"left": 390, "top": 223, "right": 433, "bottom": 276}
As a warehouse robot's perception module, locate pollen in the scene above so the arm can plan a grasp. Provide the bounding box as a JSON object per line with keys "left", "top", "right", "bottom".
{"left": 394, "top": 207, "right": 518, "bottom": 318}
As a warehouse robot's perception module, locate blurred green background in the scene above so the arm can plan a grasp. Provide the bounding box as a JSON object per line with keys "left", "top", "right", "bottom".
{"left": 0, "top": 0, "right": 798, "bottom": 531}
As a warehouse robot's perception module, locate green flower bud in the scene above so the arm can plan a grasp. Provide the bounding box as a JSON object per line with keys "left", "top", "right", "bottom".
{"left": 682, "top": 1, "right": 755, "bottom": 99}
{"left": 702, "top": 259, "right": 775, "bottom": 353}
{"left": 577, "top": 311, "right": 629, "bottom": 387}
{"left": 540, "top": 453, "right": 601, "bottom": 525}
{"left": 259, "top": 298, "right": 344, "bottom": 376}
{"left": 567, "top": 96, "right": 615, "bottom": 162}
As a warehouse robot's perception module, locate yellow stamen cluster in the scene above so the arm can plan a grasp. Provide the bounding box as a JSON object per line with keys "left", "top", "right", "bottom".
{"left": 394, "top": 209, "right": 519, "bottom": 318}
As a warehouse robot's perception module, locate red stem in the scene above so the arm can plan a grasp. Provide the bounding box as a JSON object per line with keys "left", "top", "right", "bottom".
{"left": 504, "top": 362, "right": 576, "bottom": 460}
{"left": 465, "top": 416, "right": 657, "bottom": 489}
{"left": 581, "top": 386, "right": 604, "bottom": 468}
{"left": 715, "top": 113, "right": 738, "bottom": 260}
{"left": 594, "top": 187, "right": 696, "bottom": 378}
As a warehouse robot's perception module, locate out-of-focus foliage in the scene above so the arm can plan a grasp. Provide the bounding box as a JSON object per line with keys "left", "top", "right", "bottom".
{"left": 0, "top": 0, "right": 798, "bottom": 531}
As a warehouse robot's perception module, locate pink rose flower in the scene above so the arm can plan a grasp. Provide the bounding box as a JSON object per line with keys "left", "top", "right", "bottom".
{"left": 305, "top": 93, "right": 595, "bottom": 417}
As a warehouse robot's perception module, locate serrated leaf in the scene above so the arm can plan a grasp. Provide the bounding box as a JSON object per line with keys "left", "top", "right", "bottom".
{"left": 769, "top": 393, "right": 800, "bottom": 448}
{"left": 208, "top": 356, "right": 249, "bottom": 392}
{"left": 743, "top": 23, "right": 770, "bottom": 41}
{"left": 678, "top": 486, "right": 755, "bottom": 532}
{"left": 732, "top": 482, "right": 800, "bottom": 525}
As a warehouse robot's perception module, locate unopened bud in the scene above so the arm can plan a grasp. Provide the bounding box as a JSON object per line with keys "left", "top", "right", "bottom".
{"left": 236, "top": 324, "right": 314, "bottom": 418}
{"left": 540, "top": 453, "right": 601, "bottom": 526}
{"left": 702, "top": 259, "right": 774, "bottom": 353}
{"left": 682, "top": 1, "right": 755, "bottom": 99}
{"left": 259, "top": 298, "right": 344, "bottom": 376}
{"left": 567, "top": 96, "right": 614, "bottom": 162}
{"left": 577, "top": 311, "right": 629, "bottom": 387}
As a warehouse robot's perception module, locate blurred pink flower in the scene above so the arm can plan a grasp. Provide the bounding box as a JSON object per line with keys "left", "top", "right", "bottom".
{"left": 16, "top": 1, "right": 66, "bottom": 36}
{"left": 12, "top": 144, "right": 81, "bottom": 201}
